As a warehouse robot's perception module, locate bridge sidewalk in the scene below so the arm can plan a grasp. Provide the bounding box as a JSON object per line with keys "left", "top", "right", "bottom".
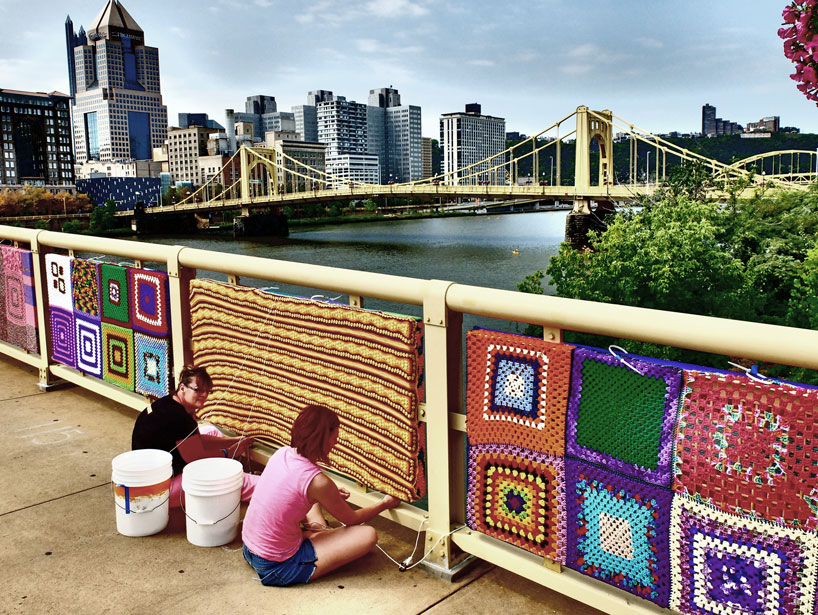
{"left": 0, "top": 357, "right": 601, "bottom": 615}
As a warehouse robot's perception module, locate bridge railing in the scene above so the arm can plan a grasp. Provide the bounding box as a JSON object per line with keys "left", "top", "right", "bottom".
{"left": 2, "top": 225, "right": 817, "bottom": 615}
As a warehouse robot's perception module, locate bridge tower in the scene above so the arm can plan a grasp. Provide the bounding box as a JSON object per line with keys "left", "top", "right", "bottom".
{"left": 572, "top": 106, "right": 613, "bottom": 213}
{"left": 566, "top": 106, "right": 615, "bottom": 247}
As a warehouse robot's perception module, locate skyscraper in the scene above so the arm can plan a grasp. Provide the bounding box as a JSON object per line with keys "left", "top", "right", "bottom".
{"left": 702, "top": 104, "right": 716, "bottom": 137}
{"left": 67, "top": 0, "right": 168, "bottom": 164}
{"left": 0, "top": 89, "right": 75, "bottom": 187}
{"left": 440, "top": 104, "right": 505, "bottom": 185}
{"left": 316, "top": 95, "right": 379, "bottom": 184}
{"left": 367, "top": 87, "right": 422, "bottom": 184}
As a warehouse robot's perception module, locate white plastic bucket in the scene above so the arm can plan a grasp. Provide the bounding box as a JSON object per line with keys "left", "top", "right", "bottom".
{"left": 111, "top": 449, "right": 173, "bottom": 537}
{"left": 182, "top": 457, "right": 243, "bottom": 547}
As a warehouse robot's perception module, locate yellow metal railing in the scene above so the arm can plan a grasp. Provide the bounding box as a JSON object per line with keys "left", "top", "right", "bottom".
{"left": 3, "top": 225, "right": 818, "bottom": 615}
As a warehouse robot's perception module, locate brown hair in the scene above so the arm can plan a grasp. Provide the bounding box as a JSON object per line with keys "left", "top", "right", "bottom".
{"left": 291, "top": 404, "right": 340, "bottom": 463}
{"left": 176, "top": 365, "right": 213, "bottom": 393}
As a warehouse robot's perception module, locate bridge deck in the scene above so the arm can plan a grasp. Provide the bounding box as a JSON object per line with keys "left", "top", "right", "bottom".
{"left": 0, "top": 356, "right": 601, "bottom": 614}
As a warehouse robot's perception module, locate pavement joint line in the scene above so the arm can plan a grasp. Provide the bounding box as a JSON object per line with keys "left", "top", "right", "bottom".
{"left": 414, "top": 564, "right": 496, "bottom": 614}
{"left": 1, "top": 482, "right": 110, "bottom": 517}
{"left": 0, "top": 392, "right": 52, "bottom": 403}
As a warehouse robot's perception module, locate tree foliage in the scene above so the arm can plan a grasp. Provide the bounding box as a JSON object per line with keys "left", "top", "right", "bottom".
{"left": 524, "top": 185, "right": 818, "bottom": 380}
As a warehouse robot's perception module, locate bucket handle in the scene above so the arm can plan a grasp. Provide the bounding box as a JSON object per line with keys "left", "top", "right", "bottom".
{"left": 112, "top": 482, "right": 169, "bottom": 515}
{"left": 180, "top": 491, "right": 242, "bottom": 526}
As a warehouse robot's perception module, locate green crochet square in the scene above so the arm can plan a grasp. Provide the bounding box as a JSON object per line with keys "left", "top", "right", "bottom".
{"left": 100, "top": 264, "right": 130, "bottom": 325}
{"left": 574, "top": 359, "right": 669, "bottom": 470}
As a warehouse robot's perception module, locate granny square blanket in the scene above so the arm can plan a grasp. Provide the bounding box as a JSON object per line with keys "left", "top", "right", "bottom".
{"left": 566, "top": 458, "right": 673, "bottom": 608}
{"left": 99, "top": 263, "right": 131, "bottom": 326}
{"left": 673, "top": 370, "right": 818, "bottom": 530}
{"left": 74, "top": 313, "right": 102, "bottom": 378}
{"left": 129, "top": 268, "right": 170, "bottom": 337}
{"left": 566, "top": 347, "right": 682, "bottom": 486}
{"left": 102, "top": 322, "right": 134, "bottom": 391}
{"left": 72, "top": 258, "right": 100, "bottom": 319}
{"left": 134, "top": 332, "right": 170, "bottom": 397}
{"left": 466, "top": 442, "right": 565, "bottom": 562}
{"left": 669, "top": 495, "right": 818, "bottom": 615}
{"left": 465, "top": 329, "right": 574, "bottom": 455}
{"left": 189, "top": 278, "right": 425, "bottom": 501}
{"left": 50, "top": 306, "right": 76, "bottom": 368}
{"left": 45, "top": 253, "right": 73, "bottom": 312}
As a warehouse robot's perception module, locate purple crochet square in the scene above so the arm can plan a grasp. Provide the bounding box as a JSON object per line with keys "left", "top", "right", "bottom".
{"left": 565, "top": 458, "right": 672, "bottom": 608}
{"left": 670, "top": 495, "right": 818, "bottom": 615}
{"left": 566, "top": 347, "right": 682, "bottom": 486}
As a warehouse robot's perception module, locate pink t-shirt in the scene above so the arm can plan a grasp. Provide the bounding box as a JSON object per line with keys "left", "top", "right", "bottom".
{"left": 242, "top": 446, "right": 322, "bottom": 561}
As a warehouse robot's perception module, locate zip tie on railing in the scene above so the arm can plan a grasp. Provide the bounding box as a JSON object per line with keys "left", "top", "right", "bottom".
{"left": 727, "top": 361, "right": 782, "bottom": 384}
{"left": 310, "top": 294, "right": 343, "bottom": 302}
{"left": 608, "top": 345, "right": 644, "bottom": 375}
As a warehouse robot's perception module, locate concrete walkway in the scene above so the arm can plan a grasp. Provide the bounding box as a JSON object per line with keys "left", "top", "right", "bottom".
{"left": 0, "top": 357, "right": 602, "bottom": 615}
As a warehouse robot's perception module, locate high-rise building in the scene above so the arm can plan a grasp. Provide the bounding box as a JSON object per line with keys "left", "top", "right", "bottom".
{"left": 421, "top": 137, "right": 433, "bottom": 179}
{"left": 440, "top": 104, "right": 505, "bottom": 185}
{"left": 292, "top": 105, "right": 318, "bottom": 142}
{"left": 167, "top": 125, "right": 210, "bottom": 185}
{"left": 367, "top": 87, "right": 422, "bottom": 183}
{"left": 67, "top": 0, "right": 168, "bottom": 164}
{"left": 702, "top": 104, "right": 716, "bottom": 136}
{"left": 0, "top": 89, "right": 75, "bottom": 187}
{"left": 178, "top": 113, "right": 223, "bottom": 130}
{"left": 317, "top": 95, "right": 379, "bottom": 184}
{"left": 746, "top": 116, "right": 781, "bottom": 133}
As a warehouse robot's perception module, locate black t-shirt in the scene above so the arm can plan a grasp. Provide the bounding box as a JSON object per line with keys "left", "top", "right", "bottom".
{"left": 132, "top": 394, "right": 198, "bottom": 475}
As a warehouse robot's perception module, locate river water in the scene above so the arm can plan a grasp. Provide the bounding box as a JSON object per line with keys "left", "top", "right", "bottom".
{"left": 143, "top": 210, "right": 566, "bottom": 291}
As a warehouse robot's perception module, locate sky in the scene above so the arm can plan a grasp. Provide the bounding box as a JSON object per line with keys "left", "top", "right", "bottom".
{"left": 1, "top": 0, "right": 816, "bottom": 138}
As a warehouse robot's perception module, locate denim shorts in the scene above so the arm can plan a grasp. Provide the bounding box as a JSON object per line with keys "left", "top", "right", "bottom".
{"left": 243, "top": 540, "right": 317, "bottom": 587}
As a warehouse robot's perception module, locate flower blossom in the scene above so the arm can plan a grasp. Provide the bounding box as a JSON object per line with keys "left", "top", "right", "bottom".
{"left": 780, "top": 0, "right": 818, "bottom": 103}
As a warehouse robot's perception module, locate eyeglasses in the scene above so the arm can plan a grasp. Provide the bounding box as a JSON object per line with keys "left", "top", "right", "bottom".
{"left": 184, "top": 383, "right": 206, "bottom": 394}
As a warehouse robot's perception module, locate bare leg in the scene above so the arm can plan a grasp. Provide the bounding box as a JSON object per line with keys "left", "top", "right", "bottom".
{"left": 308, "top": 525, "right": 378, "bottom": 580}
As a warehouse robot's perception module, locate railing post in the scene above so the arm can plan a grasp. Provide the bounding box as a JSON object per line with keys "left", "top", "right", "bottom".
{"left": 421, "top": 280, "right": 473, "bottom": 580}
{"left": 30, "top": 232, "right": 55, "bottom": 390}
{"left": 166, "top": 246, "right": 195, "bottom": 384}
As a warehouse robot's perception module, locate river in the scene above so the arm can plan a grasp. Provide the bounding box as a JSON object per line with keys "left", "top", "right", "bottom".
{"left": 136, "top": 210, "right": 568, "bottom": 327}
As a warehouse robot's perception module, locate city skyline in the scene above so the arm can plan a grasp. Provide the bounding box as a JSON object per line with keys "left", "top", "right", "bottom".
{"left": 1, "top": 1, "right": 816, "bottom": 139}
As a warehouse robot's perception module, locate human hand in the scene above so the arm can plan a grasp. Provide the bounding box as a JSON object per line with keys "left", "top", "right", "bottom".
{"left": 338, "top": 487, "right": 351, "bottom": 500}
{"left": 381, "top": 495, "right": 400, "bottom": 510}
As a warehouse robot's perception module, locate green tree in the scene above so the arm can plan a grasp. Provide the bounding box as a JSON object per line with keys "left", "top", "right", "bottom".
{"left": 363, "top": 198, "right": 378, "bottom": 212}
{"left": 89, "top": 199, "right": 119, "bottom": 233}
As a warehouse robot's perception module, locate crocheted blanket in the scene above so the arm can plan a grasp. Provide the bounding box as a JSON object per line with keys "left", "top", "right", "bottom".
{"left": 189, "top": 278, "right": 425, "bottom": 501}
{"left": 1, "top": 247, "right": 38, "bottom": 353}
{"left": 465, "top": 330, "right": 818, "bottom": 613}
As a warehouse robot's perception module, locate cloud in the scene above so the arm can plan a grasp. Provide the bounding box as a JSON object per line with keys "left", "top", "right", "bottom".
{"left": 636, "top": 37, "right": 663, "bottom": 49}
{"left": 355, "top": 38, "right": 380, "bottom": 53}
{"left": 560, "top": 64, "right": 593, "bottom": 75}
{"left": 169, "top": 26, "right": 188, "bottom": 39}
{"left": 469, "top": 59, "right": 495, "bottom": 67}
{"left": 566, "top": 43, "right": 599, "bottom": 58}
{"left": 254, "top": 0, "right": 274, "bottom": 5}
{"left": 365, "top": 0, "right": 429, "bottom": 18}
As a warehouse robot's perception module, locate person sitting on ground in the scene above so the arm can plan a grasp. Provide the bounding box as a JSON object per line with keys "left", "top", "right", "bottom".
{"left": 131, "top": 364, "right": 258, "bottom": 506}
{"left": 241, "top": 404, "right": 400, "bottom": 586}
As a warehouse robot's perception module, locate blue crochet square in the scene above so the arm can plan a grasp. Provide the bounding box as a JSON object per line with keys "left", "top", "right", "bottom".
{"left": 491, "top": 357, "right": 538, "bottom": 418}
{"left": 134, "top": 332, "right": 170, "bottom": 397}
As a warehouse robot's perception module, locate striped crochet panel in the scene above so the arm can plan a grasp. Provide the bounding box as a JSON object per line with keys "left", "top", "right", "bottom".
{"left": 102, "top": 322, "right": 134, "bottom": 391}
{"left": 673, "top": 371, "right": 818, "bottom": 530}
{"left": 670, "top": 495, "right": 818, "bottom": 615}
{"left": 1, "top": 247, "right": 38, "bottom": 353}
{"left": 465, "top": 329, "right": 573, "bottom": 455}
{"left": 566, "top": 458, "right": 673, "bottom": 608}
{"left": 566, "top": 347, "right": 682, "bottom": 487}
{"left": 189, "top": 278, "right": 425, "bottom": 501}
{"left": 466, "top": 442, "right": 565, "bottom": 562}
{"left": 99, "top": 263, "right": 131, "bottom": 326}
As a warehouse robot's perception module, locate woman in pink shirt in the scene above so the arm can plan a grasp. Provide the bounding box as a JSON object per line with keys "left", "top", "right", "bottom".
{"left": 242, "top": 404, "right": 400, "bottom": 586}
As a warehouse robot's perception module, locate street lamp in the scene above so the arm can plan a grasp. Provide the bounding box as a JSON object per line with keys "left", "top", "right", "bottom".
{"left": 61, "top": 193, "right": 66, "bottom": 216}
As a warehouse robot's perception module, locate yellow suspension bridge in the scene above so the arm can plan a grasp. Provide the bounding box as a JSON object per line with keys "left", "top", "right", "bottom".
{"left": 142, "top": 105, "right": 818, "bottom": 218}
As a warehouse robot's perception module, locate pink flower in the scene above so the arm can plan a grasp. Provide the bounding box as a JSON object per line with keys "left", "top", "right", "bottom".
{"left": 783, "top": 6, "right": 798, "bottom": 22}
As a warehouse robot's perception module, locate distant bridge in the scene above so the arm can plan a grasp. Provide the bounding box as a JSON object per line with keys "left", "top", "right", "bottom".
{"left": 127, "top": 106, "right": 816, "bottom": 221}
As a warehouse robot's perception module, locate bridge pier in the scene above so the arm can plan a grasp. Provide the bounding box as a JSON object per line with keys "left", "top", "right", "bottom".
{"left": 565, "top": 199, "right": 616, "bottom": 249}
{"left": 233, "top": 213, "right": 289, "bottom": 238}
